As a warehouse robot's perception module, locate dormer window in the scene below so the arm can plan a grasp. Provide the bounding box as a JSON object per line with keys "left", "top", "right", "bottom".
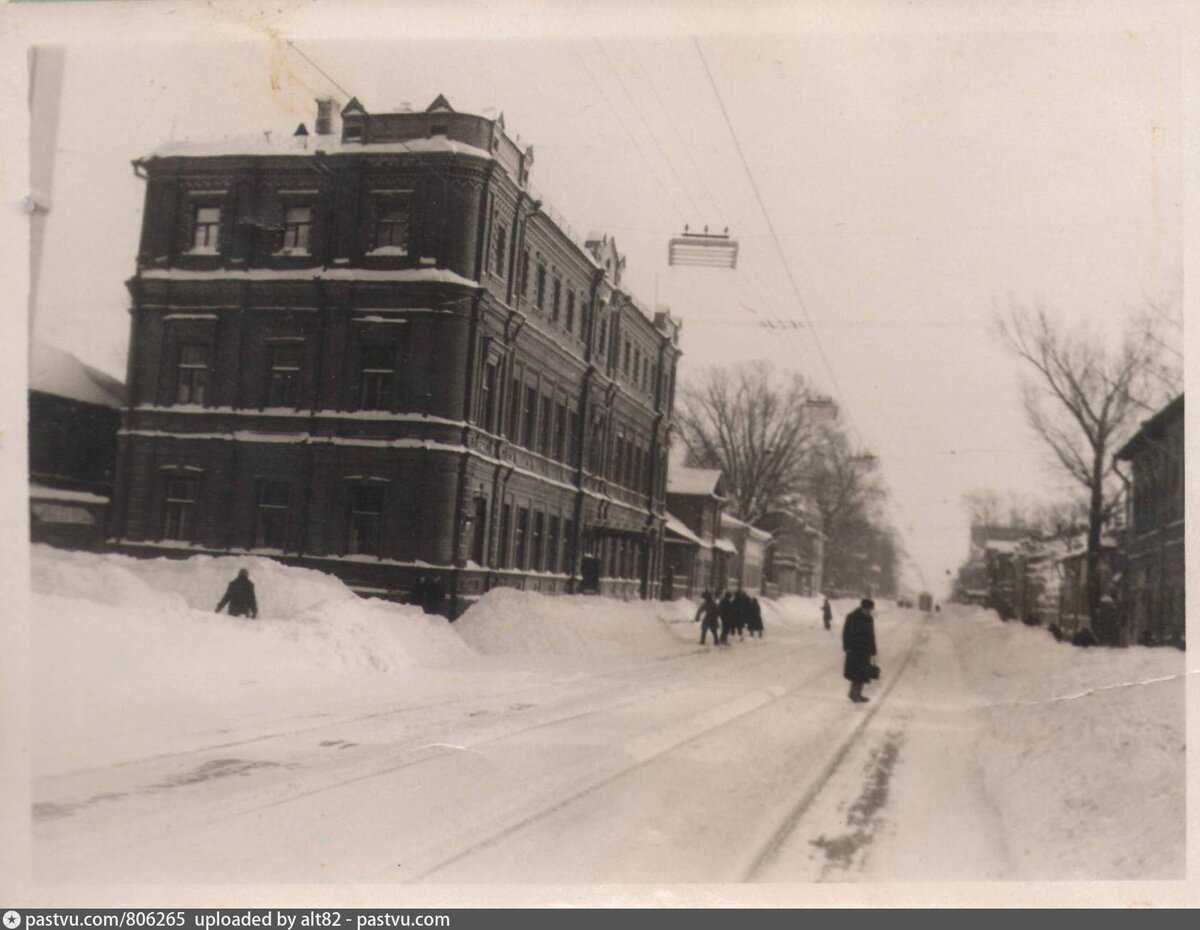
{"left": 190, "top": 205, "right": 221, "bottom": 254}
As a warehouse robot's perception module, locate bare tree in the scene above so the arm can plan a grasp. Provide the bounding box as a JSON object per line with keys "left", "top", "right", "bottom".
{"left": 674, "top": 363, "right": 823, "bottom": 523}
{"left": 995, "top": 300, "right": 1177, "bottom": 624}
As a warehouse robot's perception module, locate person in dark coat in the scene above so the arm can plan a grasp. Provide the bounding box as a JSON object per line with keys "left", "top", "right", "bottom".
{"left": 822, "top": 596, "right": 833, "bottom": 631}
{"left": 718, "top": 590, "right": 735, "bottom": 644}
{"left": 216, "top": 569, "right": 258, "bottom": 618}
{"left": 748, "top": 596, "right": 764, "bottom": 637}
{"left": 842, "top": 598, "right": 877, "bottom": 702}
{"left": 733, "top": 588, "right": 751, "bottom": 640}
{"left": 694, "top": 590, "right": 721, "bottom": 646}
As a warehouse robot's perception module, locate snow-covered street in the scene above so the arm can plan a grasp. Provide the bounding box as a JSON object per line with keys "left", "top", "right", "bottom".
{"left": 30, "top": 547, "right": 1185, "bottom": 885}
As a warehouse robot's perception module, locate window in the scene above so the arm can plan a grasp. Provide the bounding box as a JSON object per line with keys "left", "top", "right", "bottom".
{"left": 514, "top": 507, "right": 530, "bottom": 570}
{"left": 522, "top": 385, "right": 537, "bottom": 448}
{"left": 493, "top": 223, "right": 508, "bottom": 278}
{"left": 535, "top": 263, "right": 547, "bottom": 311}
{"left": 531, "top": 511, "right": 545, "bottom": 572}
{"left": 551, "top": 277, "right": 562, "bottom": 322}
{"left": 162, "top": 476, "right": 198, "bottom": 541}
{"left": 554, "top": 402, "right": 568, "bottom": 462}
{"left": 430, "top": 123, "right": 448, "bottom": 137}
{"left": 358, "top": 345, "right": 395, "bottom": 411}
{"left": 347, "top": 484, "right": 384, "bottom": 556}
{"left": 568, "top": 409, "right": 581, "bottom": 466}
{"left": 374, "top": 199, "right": 410, "bottom": 252}
{"left": 598, "top": 317, "right": 607, "bottom": 354}
{"left": 280, "top": 205, "right": 312, "bottom": 252}
{"left": 623, "top": 341, "right": 631, "bottom": 377}
{"left": 190, "top": 205, "right": 220, "bottom": 253}
{"left": 563, "top": 518, "right": 574, "bottom": 572}
{"left": 547, "top": 516, "right": 561, "bottom": 574}
{"left": 507, "top": 376, "right": 522, "bottom": 440}
{"left": 176, "top": 344, "right": 210, "bottom": 405}
{"left": 267, "top": 344, "right": 303, "bottom": 407}
{"left": 566, "top": 291, "right": 575, "bottom": 333}
{"left": 480, "top": 361, "right": 499, "bottom": 432}
{"left": 539, "top": 395, "right": 554, "bottom": 456}
{"left": 497, "top": 503, "right": 512, "bottom": 569}
{"left": 520, "top": 248, "right": 531, "bottom": 295}
{"left": 255, "top": 480, "right": 289, "bottom": 549}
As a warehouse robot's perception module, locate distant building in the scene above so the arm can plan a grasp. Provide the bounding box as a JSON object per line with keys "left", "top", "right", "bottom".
{"left": 28, "top": 340, "right": 125, "bottom": 549}
{"left": 756, "top": 509, "right": 825, "bottom": 597}
{"left": 719, "top": 512, "right": 771, "bottom": 594}
{"left": 109, "top": 95, "right": 682, "bottom": 614}
{"left": 1057, "top": 541, "right": 1120, "bottom": 643}
{"left": 1114, "top": 395, "right": 1184, "bottom": 647}
{"left": 664, "top": 467, "right": 732, "bottom": 595}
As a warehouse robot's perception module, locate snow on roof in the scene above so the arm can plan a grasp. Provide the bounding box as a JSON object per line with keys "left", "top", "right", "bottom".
{"left": 29, "top": 482, "right": 110, "bottom": 506}
{"left": 29, "top": 340, "right": 125, "bottom": 409}
{"left": 139, "top": 267, "right": 480, "bottom": 289}
{"left": 984, "top": 540, "right": 1022, "bottom": 554}
{"left": 714, "top": 537, "right": 738, "bottom": 555}
{"left": 664, "top": 513, "right": 703, "bottom": 547}
{"left": 667, "top": 467, "right": 724, "bottom": 497}
{"left": 721, "top": 512, "right": 750, "bottom": 530}
{"left": 143, "top": 135, "right": 494, "bottom": 163}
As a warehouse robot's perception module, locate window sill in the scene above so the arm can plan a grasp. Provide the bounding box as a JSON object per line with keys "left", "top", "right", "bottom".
{"left": 366, "top": 247, "right": 410, "bottom": 257}
{"left": 274, "top": 248, "right": 311, "bottom": 257}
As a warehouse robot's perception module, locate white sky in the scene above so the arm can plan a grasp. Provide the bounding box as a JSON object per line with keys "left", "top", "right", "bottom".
{"left": 21, "top": 2, "right": 1184, "bottom": 596}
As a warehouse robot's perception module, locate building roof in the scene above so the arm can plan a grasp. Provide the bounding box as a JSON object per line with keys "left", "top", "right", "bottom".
{"left": 667, "top": 466, "right": 724, "bottom": 497}
{"left": 721, "top": 512, "right": 771, "bottom": 542}
{"left": 29, "top": 340, "right": 125, "bottom": 409}
{"left": 664, "top": 513, "right": 704, "bottom": 547}
{"left": 1115, "top": 394, "right": 1184, "bottom": 461}
{"left": 714, "top": 537, "right": 738, "bottom": 555}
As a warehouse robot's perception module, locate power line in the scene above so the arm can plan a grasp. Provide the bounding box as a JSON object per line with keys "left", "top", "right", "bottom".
{"left": 691, "top": 36, "right": 861, "bottom": 448}
{"left": 285, "top": 41, "right": 353, "bottom": 101}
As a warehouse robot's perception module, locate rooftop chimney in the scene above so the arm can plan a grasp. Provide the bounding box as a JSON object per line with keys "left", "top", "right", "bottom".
{"left": 315, "top": 98, "right": 333, "bottom": 135}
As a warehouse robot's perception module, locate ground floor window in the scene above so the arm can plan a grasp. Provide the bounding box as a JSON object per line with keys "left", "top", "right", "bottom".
{"left": 162, "top": 476, "right": 199, "bottom": 541}
{"left": 348, "top": 484, "right": 385, "bottom": 556}
{"left": 255, "top": 479, "right": 289, "bottom": 549}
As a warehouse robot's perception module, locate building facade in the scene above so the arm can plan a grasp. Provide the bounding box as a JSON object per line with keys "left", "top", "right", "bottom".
{"left": 664, "top": 467, "right": 731, "bottom": 595}
{"left": 29, "top": 340, "right": 125, "bottom": 550}
{"left": 757, "top": 509, "right": 825, "bottom": 597}
{"left": 1115, "top": 394, "right": 1184, "bottom": 648}
{"left": 719, "top": 513, "right": 771, "bottom": 594}
{"left": 110, "top": 96, "right": 682, "bottom": 613}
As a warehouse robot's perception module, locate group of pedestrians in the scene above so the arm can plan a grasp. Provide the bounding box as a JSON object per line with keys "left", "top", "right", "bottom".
{"left": 698, "top": 587, "right": 881, "bottom": 705}
{"left": 693, "top": 588, "right": 764, "bottom": 645}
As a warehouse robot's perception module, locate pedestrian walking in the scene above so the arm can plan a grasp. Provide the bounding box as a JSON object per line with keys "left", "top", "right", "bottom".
{"left": 695, "top": 591, "right": 721, "bottom": 646}
{"left": 718, "top": 590, "right": 735, "bottom": 644}
{"left": 822, "top": 596, "right": 833, "bottom": 631}
{"left": 216, "top": 568, "right": 258, "bottom": 618}
{"left": 733, "top": 588, "right": 751, "bottom": 640}
{"left": 842, "top": 598, "right": 878, "bottom": 703}
{"left": 748, "top": 596, "right": 764, "bottom": 638}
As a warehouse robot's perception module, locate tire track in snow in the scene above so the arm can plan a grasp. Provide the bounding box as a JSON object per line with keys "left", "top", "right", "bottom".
{"left": 739, "top": 623, "right": 925, "bottom": 881}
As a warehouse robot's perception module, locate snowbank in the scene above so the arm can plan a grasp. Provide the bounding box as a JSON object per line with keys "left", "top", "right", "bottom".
{"left": 454, "top": 587, "right": 697, "bottom": 665}
{"left": 944, "top": 607, "right": 1186, "bottom": 879}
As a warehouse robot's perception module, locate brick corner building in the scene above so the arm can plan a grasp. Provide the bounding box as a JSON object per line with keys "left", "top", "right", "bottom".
{"left": 110, "top": 95, "right": 682, "bottom": 614}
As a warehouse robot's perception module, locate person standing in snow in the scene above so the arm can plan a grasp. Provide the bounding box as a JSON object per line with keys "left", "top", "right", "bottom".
{"left": 718, "top": 590, "right": 736, "bottom": 644}
{"left": 748, "top": 596, "right": 764, "bottom": 638}
{"left": 822, "top": 596, "right": 833, "bottom": 631}
{"left": 842, "top": 598, "right": 877, "bottom": 703}
{"left": 733, "top": 588, "right": 751, "bottom": 640}
{"left": 695, "top": 590, "right": 721, "bottom": 646}
{"left": 216, "top": 568, "right": 258, "bottom": 619}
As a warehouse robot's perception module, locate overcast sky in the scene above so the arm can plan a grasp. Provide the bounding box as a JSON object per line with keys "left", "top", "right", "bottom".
{"left": 24, "top": 3, "right": 1183, "bottom": 594}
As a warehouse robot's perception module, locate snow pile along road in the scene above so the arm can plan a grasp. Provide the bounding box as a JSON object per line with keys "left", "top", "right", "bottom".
{"left": 944, "top": 607, "right": 1187, "bottom": 879}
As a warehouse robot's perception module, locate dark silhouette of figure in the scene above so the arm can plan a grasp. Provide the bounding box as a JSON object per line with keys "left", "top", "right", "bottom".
{"left": 695, "top": 590, "right": 721, "bottom": 646}
{"left": 216, "top": 569, "right": 258, "bottom": 618}
{"left": 748, "top": 596, "right": 764, "bottom": 637}
{"left": 718, "top": 590, "right": 735, "bottom": 644}
{"left": 822, "top": 596, "right": 833, "bottom": 631}
{"left": 843, "top": 598, "right": 877, "bottom": 703}
{"left": 733, "top": 588, "right": 752, "bottom": 640}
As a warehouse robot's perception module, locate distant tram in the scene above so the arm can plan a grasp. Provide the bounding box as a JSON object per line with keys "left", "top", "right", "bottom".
{"left": 918, "top": 592, "right": 934, "bottom": 612}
